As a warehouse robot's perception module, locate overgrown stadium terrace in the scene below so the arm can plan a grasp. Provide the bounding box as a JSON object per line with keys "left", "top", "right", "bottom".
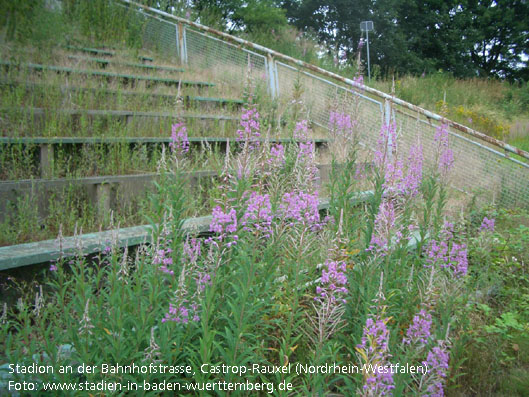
{"left": 1, "top": 1, "right": 529, "bottom": 396}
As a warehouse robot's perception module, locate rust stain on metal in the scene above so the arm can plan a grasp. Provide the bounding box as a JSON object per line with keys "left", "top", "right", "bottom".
{"left": 178, "top": 22, "right": 184, "bottom": 49}
{"left": 121, "top": 0, "right": 529, "bottom": 162}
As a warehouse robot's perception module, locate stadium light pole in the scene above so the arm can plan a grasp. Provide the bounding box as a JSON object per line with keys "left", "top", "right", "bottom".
{"left": 360, "top": 21, "right": 374, "bottom": 82}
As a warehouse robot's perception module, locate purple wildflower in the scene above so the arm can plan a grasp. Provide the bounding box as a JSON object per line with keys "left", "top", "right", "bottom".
{"left": 280, "top": 190, "right": 321, "bottom": 228}
{"left": 374, "top": 123, "right": 409, "bottom": 194}
{"left": 355, "top": 163, "right": 367, "bottom": 180}
{"left": 268, "top": 143, "right": 285, "bottom": 168}
{"left": 450, "top": 243, "right": 468, "bottom": 276}
{"left": 356, "top": 273, "right": 395, "bottom": 395}
{"left": 294, "top": 120, "right": 315, "bottom": 161}
{"left": 358, "top": 317, "right": 390, "bottom": 354}
{"left": 207, "top": 205, "right": 238, "bottom": 247}
{"left": 329, "top": 111, "right": 356, "bottom": 137}
{"left": 328, "top": 111, "right": 358, "bottom": 156}
{"left": 400, "top": 143, "right": 423, "bottom": 196}
{"left": 358, "top": 38, "right": 365, "bottom": 52}
{"left": 368, "top": 200, "right": 401, "bottom": 255}
{"left": 383, "top": 158, "right": 404, "bottom": 192}
{"left": 49, "top": 264, "right": 57, "bottom": 271}
{"left": 479, "top": 217, "right": 495, "bottom": 233}
{"left": 195, "top": 272, "right": 211, "bottom": 292}
{"left": 163, "top": 303, "right": 190, "bottom": 323}
{"left": 374, "top": 122, "right": 397, "bottom": 169}
{"left": 403, "top": 309, "right": 432, "bottom": 346}
{"left": 162, "top": 238, "right": 209, "bottom": 325}
{"left": 363, "top": 366, "right": 395, "bottom": 396}
{"left": 241, "top": 192, "right": 273, "bottom": 238}
{"left": 421, "top": 340, "right": 450, "bottom": 396}
{"left": 315, "top": 260, "right": 348, "bottom": 304}
{"left": 210, "top": 206, "right": 237, "bottom": 235}
{"left": 382, "top": 144, "right": 423, "bottom": 197}
{"left": 159, "top": 265, "right": 174, "bottom": 276}
{"left": 153, "top": 247, "right": 175, "bottom": 276}
{"left": 183, "top": 237, "right": 201, "bottom": 264}
{"left": 425, "top": 222, "right": 468, "bottom": 277}
{"left": 353, "top": 74, "right": 364, "bottom": 88}
{"left": 426, "top": 345, "right": 450, "bottom": 377}
{"left": 170, "top": 123, "right": 189, "bottom": 156}
{"left": 356, "top": 316, "right": 395, "bottom": 396}
{"left": 151, "top": 234, "right": 176, "bottom": 276}
{"left": 292, "top": 120, "right": 318, "bottom": 188}
{"left": 374, "top": 121, "right": 423, "bottom": 196}
{"left": 434, "top": 124, "right": 454, "bottom": 176}
{"left": 237, "top": 107, "right": 260, "bottom": 149}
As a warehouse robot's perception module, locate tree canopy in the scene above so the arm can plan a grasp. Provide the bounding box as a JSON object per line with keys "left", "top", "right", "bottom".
{"left": 192, "top": 0, "right": 288, "bottom": 33}
{"left": 281, "top": 0, "right": 529, "bottom": 79}
{"left": 142, "top": 0, "right": 529, "bottom": 80}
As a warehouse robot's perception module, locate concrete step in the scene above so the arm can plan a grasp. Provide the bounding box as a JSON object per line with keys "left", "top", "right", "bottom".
{"left": 67, "top": 55, "right": 184, "bottom": 74}
{"left": 0, "top": 61, "right": 214, "bottom": 89}
{"left": 0, "top": 80, "right": 244, "bottom": 113}
{"left": 1, "top": 107, "right": 240, "bottom": 137}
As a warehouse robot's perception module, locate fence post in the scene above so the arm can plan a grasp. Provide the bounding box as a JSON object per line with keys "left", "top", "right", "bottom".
{"left": 267, "top": 54, "right": 278, "bottom": 99}
{"left": 384, "top": 98, "right": 394, "bottom": 161}
{"left": 274, "top": 59, "right": 279, "bottom": 97}
{"left": 95, "top": 183, "right": 112, "bottom": 220}
{"left": 40, "top": 144, "right": 53, "bottom": 179}
{"left": 175, "top": 24, "right": 179, "bottom": 59}
{"left": 178, "top": 23, "right": 187, "bottom": 64}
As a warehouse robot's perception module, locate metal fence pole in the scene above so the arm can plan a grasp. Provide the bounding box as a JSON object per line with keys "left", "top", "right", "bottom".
{"left": 366, "top": 29, "right": 371, "bottom": 82}
{"left": 274, "top": 59, "right": 279, "bottom": 97}
{"left": 175, "top": 24, "right": 180, "bottom": 58}
{"left": 178, "top": 23, "right": 187, "bottom": 64}
{"left": 267, "top": 54, "right": 278, "bottom": 99}
{"left": 384, "top": 98, "right": 393, "bottom": 161}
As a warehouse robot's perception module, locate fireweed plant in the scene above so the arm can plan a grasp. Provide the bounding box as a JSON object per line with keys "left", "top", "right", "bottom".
{"left": 0, "top": 95, "right": 502, "bottom": 396}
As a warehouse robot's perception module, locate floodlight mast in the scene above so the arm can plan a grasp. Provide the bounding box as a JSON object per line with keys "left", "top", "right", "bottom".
{"left": 360, "top": 21, "right": 374, "bottom": 82}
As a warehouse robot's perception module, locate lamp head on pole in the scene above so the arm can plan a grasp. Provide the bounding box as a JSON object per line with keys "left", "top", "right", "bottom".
{"left": 360, "top": 21, "right": 374, "bottom": 32}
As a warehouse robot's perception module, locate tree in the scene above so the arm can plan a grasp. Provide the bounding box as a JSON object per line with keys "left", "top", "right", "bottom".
{"left": 193, "top": 0, "right": 288, "bottom": 34}
{"left": 461, "top": 0, "right": 529, "bottom": 78}
{"left": 282, "top": 0, "right": 529, "bottom": 79}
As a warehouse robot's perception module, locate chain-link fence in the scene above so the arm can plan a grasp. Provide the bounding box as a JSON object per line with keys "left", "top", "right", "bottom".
{"left": 142, "top": 14, "right": 179, "bottom": 58}
{"left": 393, "top": 106, "right": 529, "bottom": 207}
{"left": 120, "top": 0, "right": 529, "bottom": 209}
{"left": 122, "top": 4, "right": 267, "bottom": 97}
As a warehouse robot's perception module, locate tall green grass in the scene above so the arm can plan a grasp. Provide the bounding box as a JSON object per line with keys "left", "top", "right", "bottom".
{"left": 371, "top": 72, "right": 529, "bottom": 145}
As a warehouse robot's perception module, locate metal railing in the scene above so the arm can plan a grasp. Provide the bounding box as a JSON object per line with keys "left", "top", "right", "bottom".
{"left": 117, "top": 0, "right": 529, "bottom": 208}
